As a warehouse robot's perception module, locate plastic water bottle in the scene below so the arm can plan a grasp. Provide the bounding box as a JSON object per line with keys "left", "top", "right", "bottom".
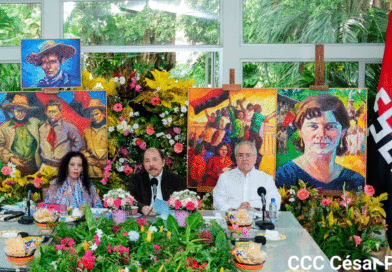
{"left": 269, "top": 198, "right": 278, "bottom": 224}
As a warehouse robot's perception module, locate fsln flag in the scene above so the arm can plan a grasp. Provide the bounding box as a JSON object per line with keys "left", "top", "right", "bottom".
{"left": 367, "top": 10, "right": 392, "bottom": 246}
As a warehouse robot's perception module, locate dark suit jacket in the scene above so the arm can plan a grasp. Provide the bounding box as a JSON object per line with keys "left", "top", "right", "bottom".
{"left": 127, "top": 170, "right": 186, "bottom": 211}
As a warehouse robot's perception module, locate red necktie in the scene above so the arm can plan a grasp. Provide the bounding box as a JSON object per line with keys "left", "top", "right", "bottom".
{"left": 46, "top": 126, "right": 56, "bottom": 150}
{"left": 12, "top": 123, "right": 25, "bottom": 129}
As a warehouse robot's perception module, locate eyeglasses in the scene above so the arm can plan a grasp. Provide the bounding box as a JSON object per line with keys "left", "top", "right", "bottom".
{"left": 236, "top": 153, "right": 255, "bottom": 159}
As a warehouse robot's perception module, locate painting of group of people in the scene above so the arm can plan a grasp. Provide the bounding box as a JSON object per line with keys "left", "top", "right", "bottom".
{"left": 0, "top": 91, "right": 107, "bottom": 178}
{"left": 188, "top": 88, "right": 277, "bottom": 192}
{"left": 188, "top": 88, "right": 367, "bottom": 193}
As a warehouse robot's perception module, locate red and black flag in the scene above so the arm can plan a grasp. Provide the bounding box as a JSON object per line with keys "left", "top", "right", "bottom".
{"left": 367, "top": 11, "right": 392, "bottom": 246}
{"left": 190, "top": 89, "right": 230, "bottom": 115}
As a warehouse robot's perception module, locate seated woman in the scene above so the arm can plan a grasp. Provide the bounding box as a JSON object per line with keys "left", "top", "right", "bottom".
{"left": 45, "top": 151, "right": 103, "bottom": 208}
{"left": 276, "top": 94, "right": 364, "bottom": 191}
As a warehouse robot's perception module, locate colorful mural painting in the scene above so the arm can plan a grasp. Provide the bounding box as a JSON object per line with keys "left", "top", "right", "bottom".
{"left": 275, "top": 88, "right": 367, "bottom": 192}
{"left": 0, "top": 91, "right": 106, "bottom": 177}
{"left": 21, "top": 39, "right": 81, "bottom": 88}
{"left": 188, "top": 88, "right": 277, "bottom": 192}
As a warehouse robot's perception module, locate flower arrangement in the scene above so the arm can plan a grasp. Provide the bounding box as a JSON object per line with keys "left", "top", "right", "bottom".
{"left": 103, "top": 188, "right": 135, "bottom": 210}
{"left": 28, "top": 206, "right": 234, "bottom": 271}
{"left": 27, "top": 166, "right": 57, "bottom": 190}
{"left": 167, "top": 189, "right": 201, "bottom": 212}
{"left": 280, "top": 182, "right": 387, "bottom": 262}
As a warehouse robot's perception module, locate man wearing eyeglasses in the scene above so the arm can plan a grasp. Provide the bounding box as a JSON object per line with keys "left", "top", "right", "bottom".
{"left": 213, "top": 140, "right": 281, "bottom": 211}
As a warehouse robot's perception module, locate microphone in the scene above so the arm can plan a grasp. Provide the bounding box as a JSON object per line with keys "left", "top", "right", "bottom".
{"left": 255, "top": 186, "right": 275, "bottom": 231}
{"left": 151, "top": 178, "right": 158, "bottom": 202}
{"left": 18, "top": 183, "right": 36, "bottom": 225}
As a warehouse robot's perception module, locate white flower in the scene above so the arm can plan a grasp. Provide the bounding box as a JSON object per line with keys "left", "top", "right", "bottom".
{"left": 185, "top": 101, "right": 189, "bottom": 106}
{"left": 96, "top": 229, "right": 103, "bottom": 238}
{"left": 162, "top": 119, "right": 168, "bottom": 126}
{"left": 159, "top": 113, "right": 165, "bottom": 118}
{"left": 117, "top": 124, "right": 124, "bottom": 130}
{"left": 134, "top": 112, "right": 139, "bottom": 116}
{"left": 113, "top": 77, "right": 119, "bottom": 83}
{"left": 133, "top": 124, "right": 139, "bottom": 129}
{"left": 119, "top": 158, "right": 125, "bottom": 163}
{"left": 129, "top": 111, "right": 134, "bottom": 117}
{"left": 174, "top": 135, "right": 180, "bottom": 141}
{"left": 108, "top": 126, "right": 115, "bottom": 132}
{"left": 181, "top": 106, "right": 187, "bottom": 113}
{"left": 167, "top": 117, "right": 173, "bottom": 123}
{"left": 149, "top": 226, "right": 158, "bottom": 233}
{"left": 50, "top": 261, "right": 57, "bottom": 270}
{"left": 289, "top": 197, "right": 295, "bottom": 202}
{"left": 289, "top": 189, "right": 296, "bottom": 195}
{"left": 117, "top": 166, "right": 124, "bottom": 172}
{"left": 173, "top": 107, "right": 179, "bottom": 113}
{"left": 121, "top": 120, "right": 128, "bottom": 126}
{"left": 119, "top": 76, "right": 126, "bottom": 84}
{"left": 90, "top": 244, "right": 98, "bottom": 251}
{"left": 180, "top": 114, "right": 184, "bottom": 117}
{"left": 165, "top": 111, "right": 169, "bottom": 115}
{"left": 166, "top": 134, "right": 172, "bottom": 139}
{"left": 169, "top": 139, "right": 175, "bottom": 145}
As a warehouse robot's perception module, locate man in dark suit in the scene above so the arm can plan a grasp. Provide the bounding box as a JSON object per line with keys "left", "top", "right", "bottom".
{"left": 127, "top": 147, "right": 186, "bottom": 216}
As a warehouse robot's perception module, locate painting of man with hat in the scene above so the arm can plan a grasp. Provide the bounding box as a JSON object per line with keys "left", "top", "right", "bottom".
{"left": 0, "top": 94, "right": 42, "bottom": 176}
{"left": 81, "top": 99, "right": 108, "bottom": 177}
{"left": 21, "top": 39, "right": 81, "bottom": 88}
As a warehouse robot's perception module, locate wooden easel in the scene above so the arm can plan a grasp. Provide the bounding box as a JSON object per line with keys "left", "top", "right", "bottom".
{"left": 309, "top": 44, "right": 329, "bottom": 91}
{"left": 222, "top": 69, "right": 241, "bottom": 91}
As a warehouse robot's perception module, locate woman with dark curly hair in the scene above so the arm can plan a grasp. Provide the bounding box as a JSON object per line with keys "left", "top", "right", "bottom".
{"left": 276, "top": 94, "right": 364, "bottom": 191}
{"left": 45, "top": 151, "right": 102, "bottom": 208}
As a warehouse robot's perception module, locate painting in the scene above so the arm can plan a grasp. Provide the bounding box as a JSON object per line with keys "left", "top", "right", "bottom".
{"left": 188, "top": 88, "right": 277, "bottom": 192}
{"left": 0, "top": 91, "right": 107, "bottom": 178}
{"left": 275, "top": 88, "right": 367, "bottom": 192}
{"left": 21, "top": 39, "right": 81, "bottom": 88}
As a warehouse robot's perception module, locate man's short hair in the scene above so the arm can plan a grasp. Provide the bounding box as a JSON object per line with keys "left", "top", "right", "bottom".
{"left": 143, "top": 147, "right": 165, "bottom": 161}
{"left": 234, "top": 141, "right": 257, "bottom": 157}
{"left": 46, "top": 100, "right": 62, "bottom": 112}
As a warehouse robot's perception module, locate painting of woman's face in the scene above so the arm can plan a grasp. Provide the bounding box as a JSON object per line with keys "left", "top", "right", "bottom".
{"left": 218, "top": 145, "right": 229, "bottom": 157}
{"left": 299, "top": 110, "right": 344, "bottom": 156}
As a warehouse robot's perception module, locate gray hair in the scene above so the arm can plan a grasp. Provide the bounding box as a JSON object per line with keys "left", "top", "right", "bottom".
{"left": 234, "top": 140, "right": 257, "bottom": 157}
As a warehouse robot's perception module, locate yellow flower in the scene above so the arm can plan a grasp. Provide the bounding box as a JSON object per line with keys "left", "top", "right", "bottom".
{"left": 146, "top": 230, "right": 152, "bottom": 242}
{"left": 167, "top": 231, "right": 171, "bottom": 238}
{"left": 159, "top": 226, "right": 163, "bottom": 233}
{"left": 83, "top": 240, "right": 89, "bottom": 251}
{"left": 140, "top": 226, "right": 144, "bottom": 232}
{"left": 220, "top": 267, "right": 224, "bottom": 272}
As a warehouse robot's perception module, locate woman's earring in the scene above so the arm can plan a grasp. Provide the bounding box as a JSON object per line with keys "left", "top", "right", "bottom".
{"left": 340, "top": 139, "right": 344, "bottom": 148}
{"left": 300, "top": 138, "right": 303, "bottom": 148}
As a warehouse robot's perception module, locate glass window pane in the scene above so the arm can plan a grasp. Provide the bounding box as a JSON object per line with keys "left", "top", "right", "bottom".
{"left": 0, "top": 64, "right": 21, "bottom": 91}
{"left": 243, "top": 62, "right": 358, "bottom": 88}
{"left": 64, "top": 0, "right": 219, "bottom": 46}
{"left": 366, "top": 63, "right": 381, "bottom": 109}
{"left": 82, "top": 51, "right": 218, "bottom": 87}
{"left": 0, "top": 4, "right": 41, "bottom": 46}
{"left": 243, "top": 0, "right": 389, "bottom": 44}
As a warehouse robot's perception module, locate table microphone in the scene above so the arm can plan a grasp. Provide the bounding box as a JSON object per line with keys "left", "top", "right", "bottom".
{"left": 151, "top": 178, "right": 158, "bottom": 202}
{"left": 18, "top": 184, "right": 35, "bottom": 225}
{"left": 255, "top": 186, "right": 275, "bottom": 230}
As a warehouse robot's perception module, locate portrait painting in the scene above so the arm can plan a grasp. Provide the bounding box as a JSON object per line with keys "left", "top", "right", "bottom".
{"left": 21, "top": 39, "right": 81, "bottom": 88}
{"left": 0, "top": 91, "right": 107, "bottom": 178}
{"left": 188, "top": 88, "right": 277, "bottom": 192}
{"left": 275, "top": 88, "right": 367, "bottom": 193}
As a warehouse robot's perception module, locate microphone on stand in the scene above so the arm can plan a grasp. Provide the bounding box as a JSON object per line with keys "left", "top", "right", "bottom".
{"left": 146, "top": 178, "right": 159, "bottom": 217}
{"left": 255, "top": 186, "right": 275, "bottom": 230}
{"left": 18, "top": 184, "right": 36, "bottom": 225}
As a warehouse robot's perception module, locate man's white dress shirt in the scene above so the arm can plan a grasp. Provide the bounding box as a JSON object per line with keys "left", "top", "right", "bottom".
{"left": 149, "top": 171, "right": 163, "bottom": 206}
{"left": 213, "top": 167, "right": 281, "bottom": 211}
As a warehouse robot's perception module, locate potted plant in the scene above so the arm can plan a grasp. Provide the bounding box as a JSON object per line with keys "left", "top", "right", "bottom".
{"left": 167, "top": 189, "right": 201, "bottom": 226}
{"left": 103, "top": 188, "right": 135, "bottom": 224}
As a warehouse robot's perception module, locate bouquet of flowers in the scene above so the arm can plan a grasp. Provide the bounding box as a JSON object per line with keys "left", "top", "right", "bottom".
{"left": 167, "top": 189, "right": 201, "bottom": 212}
{"left": 103, "top": 188, "right": 135, "bottom": 210}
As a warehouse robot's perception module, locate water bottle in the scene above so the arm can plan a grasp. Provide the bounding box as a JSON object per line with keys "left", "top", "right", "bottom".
{"left": 269, "top": 198, "right": 278, "bottom": 224}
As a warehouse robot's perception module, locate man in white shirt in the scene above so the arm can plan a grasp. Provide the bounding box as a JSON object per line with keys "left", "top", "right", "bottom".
{"left": 127, "top": 147, "right": 186, "bottom": 216}
{"left": 213, "top": 140, "right": 281, "bottom": 211}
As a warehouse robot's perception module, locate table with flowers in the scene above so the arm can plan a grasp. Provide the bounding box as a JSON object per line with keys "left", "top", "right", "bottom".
{"left": 0, "top": 210, "right": 336, "bottom": 272}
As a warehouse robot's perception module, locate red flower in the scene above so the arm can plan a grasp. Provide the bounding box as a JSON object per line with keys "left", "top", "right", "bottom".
{"left": 174, "top": 143, "right": 183, "bottom": 153}
{"left": 350, "top": 235, "right": 362, "bottom": 246}
{"left": 186, "top": 201, "right": 195, "bottom": 211}
{"left": 198, "top": 232, "right": 212, "bottom": 244}
{"left": 33, "top": 177, "right": 43, "bottom": 188}
{"left": 103, "top": 200, "right": 108, "bottom": 208}
{"left": 174, "top": 200, "right": 182, "bottom": 210}
{"left": 112, "top": 225, "right": 121, "bottom": 234}
{"left": 297, "top": 188, "right": 309, "bottom": 200}
{"left": 151, "top": 96, "right": 160, "bottom": 105}
{"left": 153, "top": 244, "right": 161, "bottom": 251}
{"left": 1, "top": 166, "right": 12, "bottom": 176}
{"left": 124, "top": 167, "right": 133, "bottom": 175}
{"left": 114, "top": 198, "right": 122, "bottom": 209}
{"left": 137, "top": 217, "right": 148, "bottom": 227}
{"left": 135, "top": 138, "right": 142, "bottom": 146}
{"left": 78, "top": 250, "right": 96, "bottom": 270}
{"left": 364, "top": 185, "right": 375, "bottom": 196}
{"left": 113, "top": 103, "right": 123, "bottom": 112}
{"left": 140, "top": 141, "right": 147, "bottom": 150}
{"left": 107, "top": 243, "right": 112, "bottom": 253}
{"left": 321, "top": 198, "right": 331, "bottom": 206}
